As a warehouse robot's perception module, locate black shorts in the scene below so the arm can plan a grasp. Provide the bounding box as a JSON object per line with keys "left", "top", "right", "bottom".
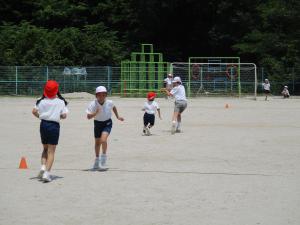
{"left": 144, "top": 113, "right": 155, "bottom": 126}
{"left": 40, "top": 120, "right": 60, "bottom": 145}
{"left": 94, "top": 119, "right": 112, "bottom": 138}
{"left": 264, "top": 90, "right": 270, "bottom": 94}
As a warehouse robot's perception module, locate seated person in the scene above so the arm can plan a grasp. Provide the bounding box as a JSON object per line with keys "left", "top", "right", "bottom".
{"left": 281, "top": 86, "right": 290, "bottom": 98}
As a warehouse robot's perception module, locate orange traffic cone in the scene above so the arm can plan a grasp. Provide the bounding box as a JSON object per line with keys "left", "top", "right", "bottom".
{"left": 19, "top": 157, "right": 28, "bottom": 169}
{"left": 225, "top": 103, "right": 229, "bottom": 109}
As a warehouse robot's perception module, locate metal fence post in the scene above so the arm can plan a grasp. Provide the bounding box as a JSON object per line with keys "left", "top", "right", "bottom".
{"left": 15, "top": 66, "right": 18, "bottom": 95}
{"left": 107, "top": 66, "right": 112, "bottom": 95}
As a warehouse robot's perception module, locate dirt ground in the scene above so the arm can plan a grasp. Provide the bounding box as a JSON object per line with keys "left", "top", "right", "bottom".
{"left": 0, "top": 94, "right": 299, "bottom": 225}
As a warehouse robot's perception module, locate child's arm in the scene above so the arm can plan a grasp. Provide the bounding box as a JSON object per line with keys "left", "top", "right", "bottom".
{"left": 157, "top": 108, "right": 162, "bottom": 119}
{"left": 87, "top": 107, "right": 100, "bottom": 120}
{"left": 60, "top": 113, "right": 67, "bottom": 119}
{"left": 32, "top": 108, "right": 39, "bottom": 118}
{"left": 112, "top": 106, "right": 124, "bottom": 121}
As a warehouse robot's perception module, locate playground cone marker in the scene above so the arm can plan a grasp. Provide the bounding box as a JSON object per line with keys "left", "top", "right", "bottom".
{"left": 19, "top": 157, "right": 28, "bottom": 169}
{"left": 225, "top": 104, "right": 229, "bottom": 109}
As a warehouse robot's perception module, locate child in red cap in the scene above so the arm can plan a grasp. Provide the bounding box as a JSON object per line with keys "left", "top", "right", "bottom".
{"left": 32, "top": 80, "right": 69, "bottom": 182}
{"left": 142, "top": 92, "right": 162, "bottom": 135}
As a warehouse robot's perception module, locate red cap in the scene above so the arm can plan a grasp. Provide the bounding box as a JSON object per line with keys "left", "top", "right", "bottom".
{"left": 44, "top": 80, "right": 59, "bottom": 98}
{"left": 147, "top": 92, "right": 156, "bottom": 100}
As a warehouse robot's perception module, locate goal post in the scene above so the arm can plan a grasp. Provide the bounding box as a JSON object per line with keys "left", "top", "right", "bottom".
{"left": 170, "top": 62, "right": 257, "bottom": 99}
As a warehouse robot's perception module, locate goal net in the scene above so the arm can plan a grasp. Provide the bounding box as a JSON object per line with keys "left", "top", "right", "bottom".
{"left": 170, "top": 62, "right": 257, "bottom": 99}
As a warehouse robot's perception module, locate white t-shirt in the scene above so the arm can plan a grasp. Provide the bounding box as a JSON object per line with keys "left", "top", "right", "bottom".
{"left": 263, "top": 83, "right": 270, "bottom": 91}
{"left": 170, "top": 85, "right": 187, "bottom": 101}
{"left": 143, "top": 100, "right": 159, "bottom": 114}
{"left": 164, "top": 77, "right": 173, "bottom": 86}
{"left": 35, "top": 98, "right": 69, "bottom": 123}
{"left": 86, "top": 99, "right": 115, "bottom": 121}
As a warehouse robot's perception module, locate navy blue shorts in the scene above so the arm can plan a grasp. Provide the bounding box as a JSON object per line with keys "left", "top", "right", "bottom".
{"left": 94, "top": 119, "right": 112, "bottom": 138}
{"left": 40, "top": 120, "right": 60, "bottom": 145}
{"left": 143, "top": 113, "right": 155, "bottom": 126}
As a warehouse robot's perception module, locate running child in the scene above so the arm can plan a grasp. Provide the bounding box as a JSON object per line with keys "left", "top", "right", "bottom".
{"left": 162, "top": 76, "right": 187, "bottom": 134}
{"left": 142, "top": 92, "right": 162, "bottom": 136}
{"left": 86, "top": 86, "right": 124, "bottom": 170}
{"left": 32, "top": 80, "right": 69, "bottom": 182}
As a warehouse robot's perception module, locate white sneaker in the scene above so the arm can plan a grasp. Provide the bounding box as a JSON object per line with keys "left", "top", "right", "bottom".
{"left": 145, "top": 126, "right": 151, "bottom": 136}
{"left": 93, "top": 159, "right": 100, "bottom": 170}
{"left": 37, "top": 170, "right": 45, "bottom": 179}
{"left": 42, "top": 172, "right": 52, "bottom": 182}
{"left": 171, "top": 122, "right": 176, "bottom": 134}
{"left": 99, "top": 162, "right": 108, "bottom": 170}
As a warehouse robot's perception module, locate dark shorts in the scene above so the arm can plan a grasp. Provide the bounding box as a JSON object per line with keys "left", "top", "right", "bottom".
{"left": 264, "top": 90, "right": 270, "bottom": 94}
{"left": 144, "top": 113, "right": 155, "bottom": 126}
{"left": 94, "top": 119, "right": 112, "bottom": 138}
{"left": 40, "top": 120, "right": 60, "bottom": 145}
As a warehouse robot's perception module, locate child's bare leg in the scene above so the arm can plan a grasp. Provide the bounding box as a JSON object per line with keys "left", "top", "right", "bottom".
{"left": 172, "top": 112, "right": 179, "bottom": 122}
{"left": 100, "top": 133, "right": 109, "bottom": 154}
{"left": 41, "top": 144, "right": 48, "bottom": 165}
{"left": 95, "top": 138, "right": 101, "bottom": 157}
{"left": 45, "top": 145, "right": 56, "bottom": 171}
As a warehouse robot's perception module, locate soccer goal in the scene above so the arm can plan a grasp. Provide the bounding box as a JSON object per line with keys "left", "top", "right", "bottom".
{"left": 170, "top": 62, "right": 257, "bottom": 99}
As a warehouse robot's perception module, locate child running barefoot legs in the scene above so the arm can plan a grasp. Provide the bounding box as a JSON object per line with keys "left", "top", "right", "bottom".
{"left": 86, "top": 86, "right": 124, "bottom": 170}
{"left": 32, "top": 80, "right": 69, "bottom": 182}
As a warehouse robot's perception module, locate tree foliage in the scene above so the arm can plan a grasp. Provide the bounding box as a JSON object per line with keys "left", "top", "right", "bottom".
{"left": 0, "top": 0, "right": 299, "bottom": 75}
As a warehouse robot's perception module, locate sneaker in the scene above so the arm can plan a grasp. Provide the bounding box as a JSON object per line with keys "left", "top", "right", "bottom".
{"left": 145, "top": 126, "right": 151, "bottom": 136}
{"left": 100, "top": 155, "right": 108, "bottom": 170}
{"left": 37, "top": 170, "right": 45, "bottom": 179}
{"left": 175, "top": 129, "right": 181, "bottom": 133}
{"left": 42, "top": 172, "right": 52, "bottom": 182}
{"left": 99, "top": 162, "right": 108, "bottom": 170}
{"left": 171, "top": 122, "right": 176, "bottom": 134}
{"left": 93, "top": 158, "right": 100, "bottom": 170}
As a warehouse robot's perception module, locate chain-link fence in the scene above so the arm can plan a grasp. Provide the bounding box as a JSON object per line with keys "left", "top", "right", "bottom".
{"left": 0, "top": 66, "right": 121, "bottom": 95}
{"left": 0, "top": 65, "right": 299, "bottom": 96}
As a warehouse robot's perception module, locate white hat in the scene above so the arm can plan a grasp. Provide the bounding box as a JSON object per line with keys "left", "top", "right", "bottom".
{"left": 172, "top": 76, "right": 182, "bottom": 83}
{"left": 284, "top": 86, "right": 288, "bottom": 88}
{"left": 96, "top": 86, "right": 107, "bottom": 93}
{"left": 168, "top": 73, "right": 173, "bottom": 77}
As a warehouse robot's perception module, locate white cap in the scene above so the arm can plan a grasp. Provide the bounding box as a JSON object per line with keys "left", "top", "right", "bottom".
{"left": 284, "top": 86, "right": 288, "bottom": 88}
{"left": 172, "top": 76, "right": 182, "bottom": 83}
{"left": 96, "top": 86, "right": 107, "bottom": 93}
{"left": 168, "top": 73, "right": 173, "bottom": 77}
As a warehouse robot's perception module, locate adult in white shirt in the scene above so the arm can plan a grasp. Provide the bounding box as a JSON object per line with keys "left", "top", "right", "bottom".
{"left": 32, "top": 80, "right": 69, "bottom": 182}
{"left": 163, "top": 76, "right": 187, "bottom": 134}
{"left": 86, "top": 86, "right": 124, "bottom": 170}
{"left": 262, "top": 79, "right": 271, "bottom": 101}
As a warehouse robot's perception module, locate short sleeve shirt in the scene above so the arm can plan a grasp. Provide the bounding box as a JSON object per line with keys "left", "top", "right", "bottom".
{"left": 86, "top": 99, "right": 115, "bottom": 121}
{"left": 143, "top": 100, "right": 159, "bottom": 114}
{"left": 35, "top": 98, "right": 69, "bottom": 123}
{"left": 170, "top": 85, "right": 187, "bottom": 101}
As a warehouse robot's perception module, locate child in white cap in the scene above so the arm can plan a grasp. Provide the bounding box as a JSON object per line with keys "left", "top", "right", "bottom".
{"left": 86, "top": 86, "right": 124, "bottom": 170}
{"left": 281, "top": 86, "right": 290, "bottom": 98}
{"left": 162, "top": 76, "right": 187, "bottom": 134}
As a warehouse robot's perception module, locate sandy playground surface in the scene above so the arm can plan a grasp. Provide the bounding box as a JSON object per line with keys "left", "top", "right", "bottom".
{"left": 0, "top": 94, "right": 299, "bottom": 225}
